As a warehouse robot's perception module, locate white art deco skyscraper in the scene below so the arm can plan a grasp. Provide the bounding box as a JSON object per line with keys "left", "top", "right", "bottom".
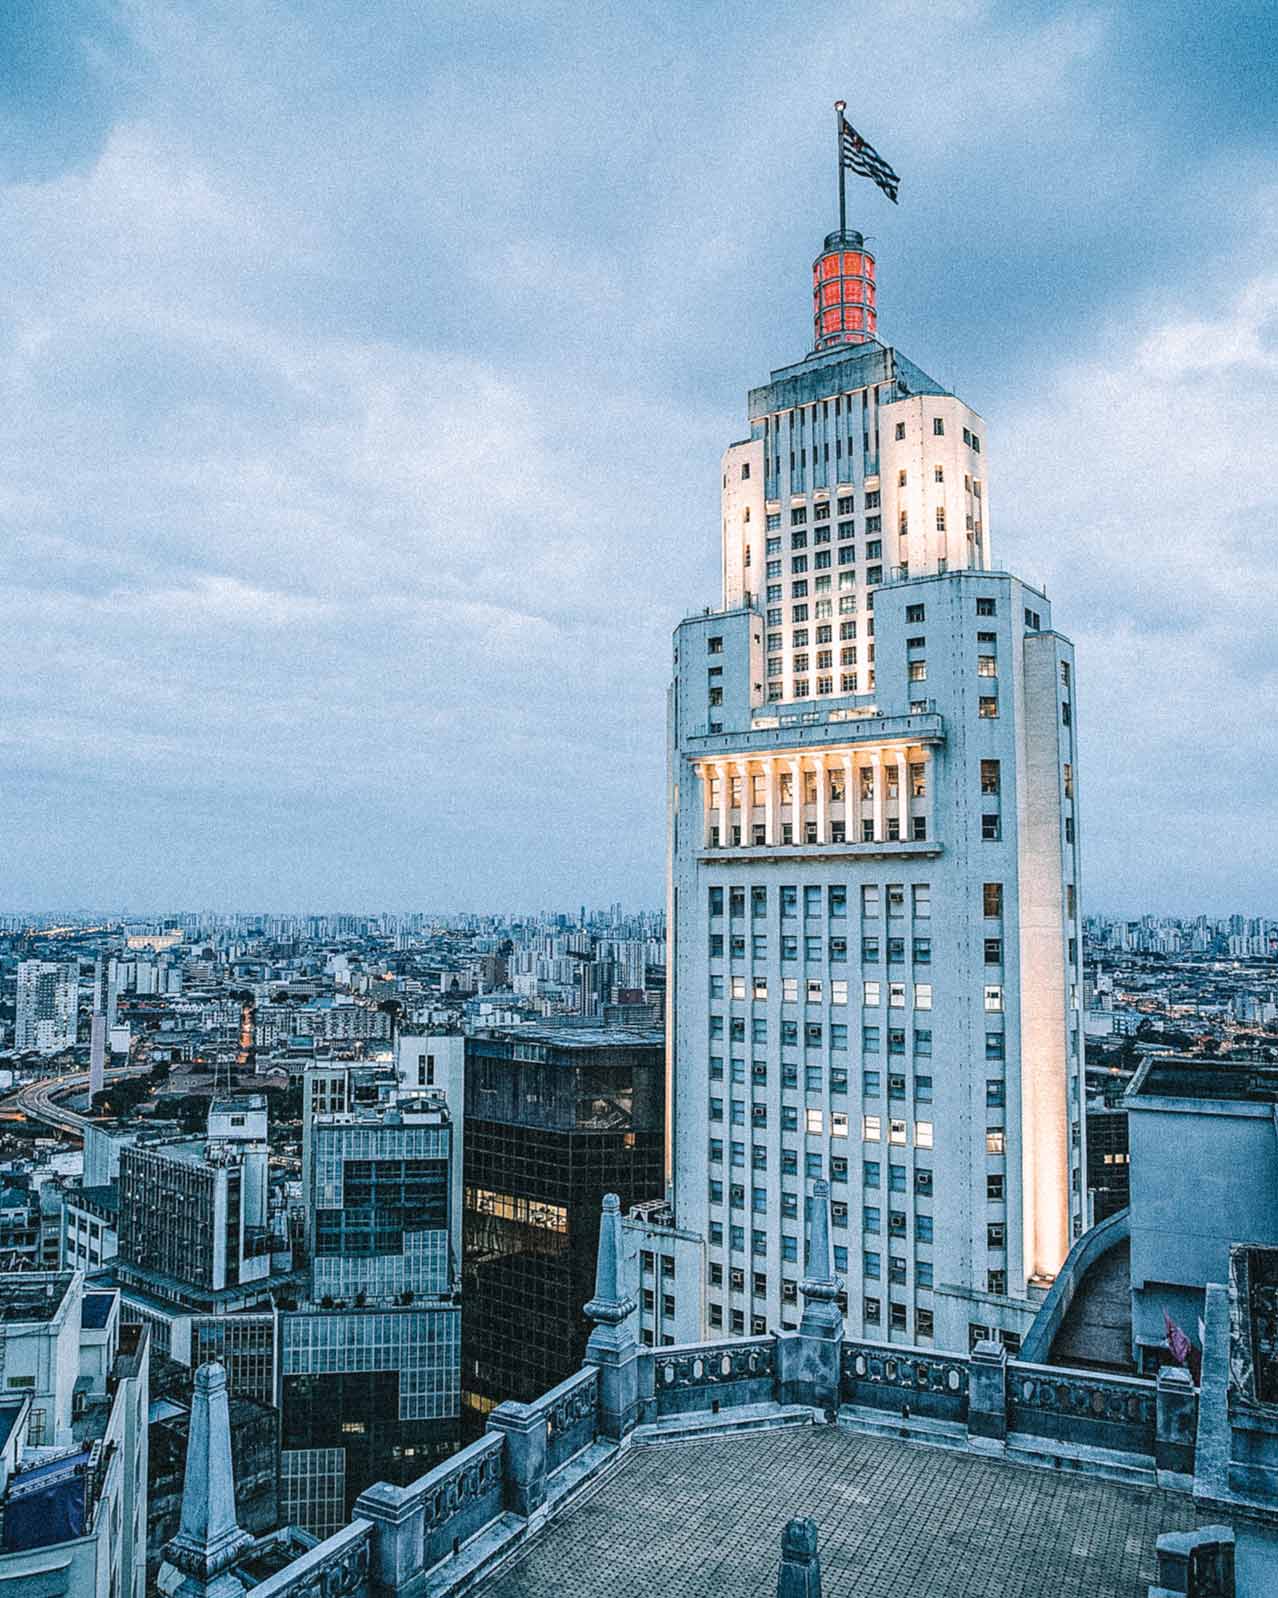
{"left": 665, "top": 191, "right": 1085, "bottom": 1355}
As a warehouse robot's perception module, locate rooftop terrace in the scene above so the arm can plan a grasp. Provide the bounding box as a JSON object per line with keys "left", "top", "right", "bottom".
{"left": 476, "top": 1425, "right": 1195, "bottom": 1598}
{"left": 1129, "top": 1056, "right": 1278, "bottom": 1105}
{"left": 0, "top": 1273, "right": 73, "bottom": 1325}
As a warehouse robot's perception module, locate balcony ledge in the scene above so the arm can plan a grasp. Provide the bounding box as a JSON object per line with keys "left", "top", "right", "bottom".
{"left": 697, "top": 839, "right": 942, "bottom": 863}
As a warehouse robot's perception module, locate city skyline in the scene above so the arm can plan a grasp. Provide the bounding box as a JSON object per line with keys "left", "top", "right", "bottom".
{"left": 3, "top": 2, "right": 1276, "bottom": 915}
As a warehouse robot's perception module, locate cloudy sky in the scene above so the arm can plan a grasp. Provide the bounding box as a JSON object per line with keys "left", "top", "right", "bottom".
{"left": 1, "top": 0, "right": 1275, "bottom": 916}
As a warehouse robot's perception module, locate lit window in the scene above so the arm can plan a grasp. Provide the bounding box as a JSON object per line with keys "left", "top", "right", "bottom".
{"left": 889, "top": 1119, "right": 907, "bottom": 1145}
{"left": 914, "top": 984, "right": 932, "bottom": 1010}
{"left": 986, "top": 1129, "right": 1005, "bottom": 1155}
{"left": 806, "top": 1108, "right": 824, "bottom": 1134}
{"left": 984, "top": 986, "right": 1003, "bottom": 1012}
{"left": 862, "top": 1115, "right": 881, "bottom": 1142}
{"left": 863, "top": 980, "right": 880, "bottom": 1006}
{"left": 915, "top": 1120, "right": 933, "bottom": 1149}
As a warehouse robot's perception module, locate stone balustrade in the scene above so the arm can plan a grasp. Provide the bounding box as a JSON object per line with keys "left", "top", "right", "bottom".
{"left": 539, "top": 1365, "right": 601, "bottom": 1477}
{"left": 250, "top": 1520, "right": 372, "bottom": 1598}
{"left": 1006, "top": 1359, "right": 1157, "bottom": 1457}
{"left": 840, "top": 1339, "right": 970, "bottom": 1424}
{"left": 642, "top": 1336, "right": 777, "bottom": 1420}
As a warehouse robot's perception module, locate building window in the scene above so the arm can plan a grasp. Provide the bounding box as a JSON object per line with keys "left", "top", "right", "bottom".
{"left": 980, "top": 759, "right": 1000, "bottom": 794}
{"left": 908, "top": 660, "right": 927, "bottom": 682}
{"left": 978, "top": 696, "right": 998, "bottom": 718}
{"left": 981, "top": 814, "right": 1001, "bottom": 842}
{"left": 986, "top": 1129, "right": 1005, "bottom": 1155}
{"left": 983, "top": 882, "right": 1003, "bottom": 917}
{"left": 977, "top": 654, "right": 997, "bottom": 677}
{"left": 932, "top": 417, "right": 945, "bottom": 436}
{"left": 976, "top": 597, "right": 996, "bottom": 617}
{"left": 984, "top": 985, "right": 1003, "bottom": 1011}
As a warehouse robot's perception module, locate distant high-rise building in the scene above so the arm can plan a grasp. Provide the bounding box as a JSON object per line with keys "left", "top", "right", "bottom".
{"left": 14, "top": 960, "right": 78, "bottom": 1055}
{"left": 116, "top": 1097, "right": 274, "bottom": 1298}
{"left": 282, "top": 1092, "right": 461, "bottom": 1537}
{"left": 666, "top": 202, "right": 1084, "bottom": 1353}
{"left": 461, "top": 1024, "right": 664, "bottom": 1418}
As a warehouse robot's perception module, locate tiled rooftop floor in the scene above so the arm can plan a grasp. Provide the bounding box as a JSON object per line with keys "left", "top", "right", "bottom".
{"left": 479, "top": 1424, "right": 1200, "bottom": 1597}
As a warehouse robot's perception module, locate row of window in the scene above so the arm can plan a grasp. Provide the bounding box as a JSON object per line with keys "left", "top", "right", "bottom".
{"left": 711, "top": 973, "right": 938, "bottom": 1002}
{"left": 709, "top": 1299, "right": 936, "bottom": 1340}
{"left": 709, "top": 1068, "right": 1005, "bottom": 1121}
{"left": 709, "top": 883, "right": 934, "bottom": 918}
{"left": 707, "top": 1034, "right": 1007, "bottom": 1088}
{"left": 709, "top": 1127, "right": 1007, "bottom": 1191}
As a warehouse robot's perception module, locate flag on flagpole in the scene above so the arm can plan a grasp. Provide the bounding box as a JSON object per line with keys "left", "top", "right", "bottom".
{"left": 839, "top": 117, "right": 900, "bottom": 205}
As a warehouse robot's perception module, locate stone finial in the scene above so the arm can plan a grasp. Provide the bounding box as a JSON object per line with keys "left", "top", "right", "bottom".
{"left": 778, "top": 1518, "right": 822, "bottom": 1598}
{"left": 164, "top": 1361, "right": 251, "bottom": 1598}
{"left": 584, "top": 1193, "right": 636, "bottom": 1330}
{"left": 799, "top": 1180, "right": 843, "bottom": 1338}
{"left": 584, "top": 1193, "right": 641, "bottom": 1439}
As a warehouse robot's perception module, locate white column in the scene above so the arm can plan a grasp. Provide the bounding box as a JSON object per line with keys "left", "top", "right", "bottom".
{"left": 716, "top": 760, "right": 729, "bottom": 848}
{"left": 871, "top": 749, "right": 884, "bottom": 843}
{"left": 789, "top": 757, "right": 802, "bottom": 843}
{"left": 841, "top": 754, "right": 853, "bottom": 843}
{"left": 815, "top": 751, "right": 828, "bottom": 844}
{"left": 763, "top": 758, "right": 776, "bottom": 846}
{"left": 895, "top": 749, "right": 909, "bottom": 842}
{"left": 734, "top": 760, "right": 748, "bottom": 846}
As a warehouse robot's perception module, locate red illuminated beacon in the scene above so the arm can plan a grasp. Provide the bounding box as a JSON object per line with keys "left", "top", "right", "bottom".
{"left": 812, "top": 229, "right": 877, "bottom": 353}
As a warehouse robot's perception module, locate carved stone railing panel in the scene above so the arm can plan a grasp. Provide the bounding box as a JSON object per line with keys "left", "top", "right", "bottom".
{"left": 653, "top": 1337, "right": 775, "bottom": 1390}
{"left": 840, "top": 1341, "right": 969, "bottom": 1422}
{"left": 538, "top": 1367, "right": 600, "bottom": 1475}
{"left": 418, "top": 1432, "right": 505, "bottom": 1530}
{"left": 1006, "top": 1363, "right": 1156, "bottom": 1454}
{"left": 251, "top": 1522, "right": 372, "bottom": 1598}
{"left": 647, "top": 1336, "right": 777, "bottom": 1416}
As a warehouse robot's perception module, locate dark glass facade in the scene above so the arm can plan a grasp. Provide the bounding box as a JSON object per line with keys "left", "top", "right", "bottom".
{"left": 461, "top": 1029, "right": 664, "bottom": 1419}
{"left": 1086, "top": 1106, "right": 1130, "bottom": 1222}
{"left": 313, "top": 1155, "right": 448, "bottom": 1258}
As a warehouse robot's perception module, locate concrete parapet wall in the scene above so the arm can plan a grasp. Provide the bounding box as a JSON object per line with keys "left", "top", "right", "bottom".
{"left": 1020, "top": 1206, "right": 1130, "bottom": 1366}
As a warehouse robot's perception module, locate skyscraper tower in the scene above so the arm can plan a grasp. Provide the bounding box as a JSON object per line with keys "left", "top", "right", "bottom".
{"left": 15, "top": 959, "right": 79, "bottom": 1055}
{"left": 667, "top": 133, "right": 1084, "bottom": 1354}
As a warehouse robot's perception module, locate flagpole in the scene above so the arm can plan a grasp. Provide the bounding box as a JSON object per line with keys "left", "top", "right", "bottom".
{"left": 834, "top": 100, "right": 847, "bottom": 236}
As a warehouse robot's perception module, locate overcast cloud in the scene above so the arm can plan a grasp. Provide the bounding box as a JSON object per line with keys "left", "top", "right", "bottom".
{"left": 1, "top": 0, "right": 1275, "bottom": 914}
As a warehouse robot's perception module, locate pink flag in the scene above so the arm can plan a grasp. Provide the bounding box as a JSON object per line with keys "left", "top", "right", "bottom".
{"left": 1165, "top": 1311, "right": 1200, "bottom": 1382}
